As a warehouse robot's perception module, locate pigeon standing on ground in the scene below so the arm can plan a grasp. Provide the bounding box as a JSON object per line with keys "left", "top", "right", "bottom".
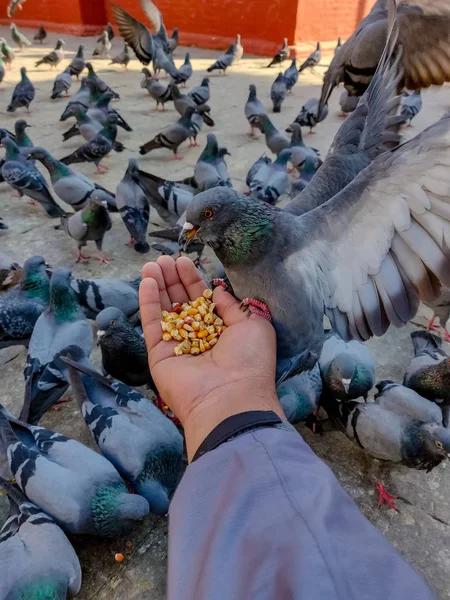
{"left": 248, "top": 148, "right": 292, "bottom": 205}
{"left": 319, "top": 330, "right": 376, "bottom": 401}
{"left": 168, "top": 28, "right": 178, "bottom": 54}
{"left": 206, "top": 45, "right": 236, "bottom": 75}
{"left": 7, "top": 67, "right": 34, "bottom": 113}
{"left": 71, "top": 276, "right": 141, "bottom": 319}
{"left": 68, "top": 44, "right": 85, "bottom": 79}
{"left": 292, "top": 97, "right": 328, "bottom": 133}
{"left": 288, "top": 123, "right": 321, "bottom": 172}
{"left": 172, "top": 52, "right": 192, "bottom": 86}
{"left": 233, "top": 34, "right": 244, "bottom": 63}
{"left": 0, "top": 407, "right": 149, "bottom": 535}
{"left": 136, "top": 169, "right": 195, "bottom": 225}
{"left": 0, "top": 476, "right": 82, "bottom": 600}
{"left": 93, "top": 31, "right": 112, "bottom": 59}
{"left": 14, "top": 118, "right": 33, "bottom": 151}
{"left": 110, "top": 43, "right": 130, "bottom": 69}
{"left": 62, "top": 105, "right": 102, "bottom": 143}
{"left": 401, "top": 90, "right": 422, "bottom": 126}
{"left": 85, "top": 63, "right": 120, "bottom": 99}
{"left": 404, "top": 331, "right": 450, "bottom": 425}
{"left": 59, "top": 193, "right": 112, "bottom": 264}
{"left": 33, "top": 24, "right": 47, "bottom": 44}
{"left": 245, "top": 84, "right": 267, "bottom": 136}
{"left": 85, "top": 89, "right": 129, "bottom": 129}
{"left": 277, "top": 363, "right": 322, "bottom": 424}
{"left": 267, "top": 38, "right": 289, "bottom": 68}
{"left": 20, "top": 268, "right": 93, "bottom": 424}
{"left": 59, "top": 78, "right": 90, "bottom": 120}
{"left": 35, "top": 39, "right": 65, "bottom": 69}
{"left": 0, "top": 39, "right": 15, "bottom": 69}
{"left": 270, "top": 72, "right": 287, "bottom": 113}
{"left": 0, "top": 256, "right": 50, "bottom": 349}
{"left": 116, "top": 158, "right": 150, "bottom": 253}
{"left": 10, "top": 23, "right": 31, "bottom": 50}
{"left": 141, "top": 68, "right": 173, "bottom": 110}
{"left": 339, "top": 89, "right": 359, "bottom": 117}
{"left": 284, "top": 58, "right": 298, "bottom": 92}
{"left": 298, "top": 42, "right": 321, "bottom": 74}
{"left": 257, "top": 114, "right": 290, "bottom": 155}
{"left": 424, "top": 287, "right": 450, "bottom": 342}
{"left": 188, "top": 77, "right": 210, "bottom": 106}
{"left": 139, "top": 106, "right": 195, "bottom": 158}
{"left": 51, "top": 66, "right": 72, "bottom": 100}
{"left": 194, "top": 133, "right": 232, "bottom": 191}
{"left": 246, "top": 154, "right": 271, "bottom": 189}
{"left": 60, "top": 346, "right": 183, "bottom": 515}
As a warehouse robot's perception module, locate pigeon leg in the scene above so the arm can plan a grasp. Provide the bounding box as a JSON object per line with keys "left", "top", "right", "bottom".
{"left": 240, "top": 298, "right": 272, "bottom": 322}
{"left": 173, "top": 152, "right": 183, "bottom": 160}
{"left": 308, "top": 128, "right": 316, "bottom": 135}
{"left": 248, "top": 126, "right": 255, "bottom": 137}
{"left": 212, "top": 278, "right": 233, "bottom": 294}
{"left": 10, "top": 191, "right": 21, "bottom": 199}
{"left": 75, "top": 251, "right": 89, "bottom": 263}
{"left": 376, "top": 480, "right": 398, "bottom": 511}
{"left": 98, "top": 253, "right": 112, "bottom": 264}
{"left": 427, "top": 315, "right": 440, "bottom": 333}
{"left": 126, "top": 236, "right": 135, "bottom": 247}
{"left": 96, "top": 164, "right": 109, "bottom": 174}
{"left": 338, "top": 112, "right": 347, "bottom": 118}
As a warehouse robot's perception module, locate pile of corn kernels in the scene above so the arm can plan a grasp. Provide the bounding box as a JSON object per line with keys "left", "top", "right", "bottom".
{"left": 161, "top": 289, "right": 227, "bottom": 356}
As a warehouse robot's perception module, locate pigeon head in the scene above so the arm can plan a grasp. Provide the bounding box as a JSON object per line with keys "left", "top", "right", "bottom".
{"left": 141, "top": 67, "right": 152, "bottom": 77}
{"left": 218, "top": 146, "right": 230, "bottom": 158}
{"left": 91, "top": 482, "right": 149, "bottom": 536}
{"left": 422, "top": 424, "right": 450, "bottom": 461}
{"left": 135, "top": 479, "right": 170, "bottom": 516}
{"left": 56, "top": 39, "right": 65, "bottom": 48}
{"left": 15, "top": 119, "right": 30, "bottom": 134}
{"left": 184, "top": 52, "right": 190, "bottom": 63}
{"left": 105, "top": 112, "right": 118, "bottom": 125}
{"left": 20, "top": 66, "right": 26, "bottom": 76}
{"left": 181, "top": 188, "right": 275, "bottom": 266}
{"left": 331, "top": 353, "right": 356, "bottom": 394}
{"left": 248, "top": 84, "right": 257, "bottom": 100}
{"left": 95, "top": 307, "right": 127, "bottom": 342}
{"left": 275, "top": 148, "right": 292, "bottom": 166}
{"left": 127, "top": 157, "right": 139, "bottom": 174}
{"left": 201, "top": 77, "right": 210, "bottom": 87}
{"left": 22, "top": 256, "right": 50, "bottom": 300}
{"left": 289, "top": 122, "right": 303, "bottom": 142}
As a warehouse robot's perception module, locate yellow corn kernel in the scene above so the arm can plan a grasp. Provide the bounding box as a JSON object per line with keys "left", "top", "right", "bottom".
{"left": 197, "top": 330, "right": 208, "bottom": 338}
{"left": 162, "top": 332, "right": 172, "bottom": 342}
{"left": 191, "top": 338, "right": 200, "bottom": 346}
{"left": 179, "top": 329, "right": 189, "bottom": 339}
{"left": 206, "top": 333, "right": 218, "bottom": 342}
{"left": 204, "top": 341, "right": 211, "bottom": 350}
{"left": 171, "top": 329, "right": 180, "bottom": 339}
{"left": 190, "top": 299, "right": 199, "bottom": 308}
{"left": 207, "top": 326, "right": 215, "bottom": 335}
{"left": 179, "top": 340, "right": 191, "bottom": 354}
{"left": 174, "top": 345, "right": 184, "bottom": 356}
{"left": 190, "top": 346, "right": 200, "bottom": 355}
{"left": 209, "top": 337, "right": 218, "bottom": 347}
{"left": 208, "top": 302, "right": 216, "bottom": 313}
{"left": 188, "top": 331, "right": 197, "bottom": 339}
{"left": 215, "top": 326, "right": 222, "bottom": 334}
{"left": 162, "top": 310, "right": 170, "bottom": 319}
{"left": 164, "top": 322, "right": 174, "bottom": 332}
{"left": 168, "top": 312, "right": 179, "bottom": 320}
{"left": 179, "top": 311, "right": 187, "bottom": 319}
{"left": 192, "top": 321, "right": 200, "bottom": 330}
{"left": 175, "top": 318, "right": 184, "bottom": 328}
{"left": 199, "top": 322, "right": 207, "bottom": 331}
{"left": 203, "top": 289, "right": 213, "bottom": 299}
{"left": 214, "top": 317, "right": 224, "bottom": 328}
{"left": 187, "top": 308, "right": 198, "bottom": 315}
{"left": 198, "top": 305, "right": 207, "bottom": 317}
{"left": 183, "top": 323, "right": 194, "bottom": 332}
{"left": 222, "top": 326, "right": 227, "bottom": 331}
{"left": 204, "top": 313, "right": 214, "bottom": 325}
{"left": 199, "top": 340, "right": 206, "bottom": 352}
{"left": 194, "top": 314, "right": 203, "bottom": 322}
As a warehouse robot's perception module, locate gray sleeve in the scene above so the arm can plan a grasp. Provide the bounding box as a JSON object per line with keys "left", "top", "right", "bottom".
{"left": 167, "top": 426, "right": 435, "bottom": 600}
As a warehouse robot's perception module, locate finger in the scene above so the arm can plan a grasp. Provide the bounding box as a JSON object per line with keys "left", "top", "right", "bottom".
{"left": 157, "top": 255, "right": 190, "bottom": 305}
{"left": 176, "top": 256, "right": 208, "bottom": 300}
{"left": 142, "top": 261, "right": 171, "bottom": 311}
{"left": 139, "top": 277, "right": 165, "bottom": 352}
{"left": 213, "top": 286, "right": 251, "bottom": 325}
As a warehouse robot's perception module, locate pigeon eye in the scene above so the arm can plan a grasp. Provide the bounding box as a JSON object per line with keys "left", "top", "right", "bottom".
{"left": 110, "top": 320, "right": 116, "bottom": 327}
{"left": 203, "top": 209, "right": 213, "bottom": 218}
{"left": 435, "top": 441, "right": 444, "bottom": 449}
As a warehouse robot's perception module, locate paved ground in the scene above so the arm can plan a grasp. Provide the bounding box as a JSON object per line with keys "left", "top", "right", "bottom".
{"left": 0, "top": 26, "right": 450, "bottom": 599}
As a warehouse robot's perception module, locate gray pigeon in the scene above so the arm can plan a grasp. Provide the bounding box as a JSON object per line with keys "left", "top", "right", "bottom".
{"left": 68, "top": 44, "right": 85, "bottom": 79}
{"left": 339, "top": 89, "right": 359, "bottom": 117}
{"left": 257, "top": 113, "right": 290, "bottom": 155}
{"left": 189, "top": 105, "right": 215, "bottom": 146}
{"left": 35, "top": 39, "right": 65, "bottom": 69}
{"left": 51, "top": 66, "right": 72, "bottom": 100}
{"left": 152, "top": 46, "right": 178, "bottom": 79}
{"left": 71, "top": 276, "right": 141, "bottom": 319}
{"left": 245, "top": 84, "right": 267, "bottom": 136}
{"left": 170, "top": 83, "right": 214, "bottom": 129}
{"left": 319, "top": 329, "right": 376, "bottom": 401}
{"left": 246, "top": 154, "right": 271, "bottom": 189}
{"left": 172, "top": 52, "right": 192, "bottom": 86}
{"left": 0, "top": 256, "right": 50, "bottom": 349}
{"left": 85, "top": 63, "right": 120, "bottom": 99}
{"left": 27, "top": 147, "right": 116, "bottom": 212}
{"left": 404, "top": 331, "right": 450, "bottom": 425}
{"left": 59, "top": 78, "right": 90, "bottom": 121}
{"left": 21, "top": 268, "right": 93, "bottom": 424}
{"left": 0, "top": 407, "right": 149, "bottom": 536}
{"left": 298, "top": 42, "right": 321, "bottom": 73}
{"left": 93, "top": 31, "right": 111, "bottom": 59}
{"left": 270, "top": 72, "right": 287, "bottom": 113}
{"left": 248, "top": 148, "right": 291, "bottom": 205}
{"left": 168, "top": 28, "right": 178, "bottom": 54}
{"left": 284, "top": 58, "right": 298, "bottom": 92}
{"left": 62, "top": 105, "right": 102, "bottom": 143}
{"left": 110, "top": 43, "right": 130, "bottom": 69}
{"left": 116, "top": 158, "right": 150, "bottom": 253}
{"left": 194, "top": 133, "right": 232, "bottom": 191}
{"left": 59, "top": 193, "right": 112, "bottom": 264}
{"left": 59, "top": 345, "right": 183, "bottom": 515}
{"left": 33, "top": 25, "right": 47, "bottom": 44}
{"left": 424, "top": 286, "right": 450, "bottom": 341}
{"left": 289, "top": 155, "right": 320, "bottom": 197}
{"left": 292, "top": 97, "right": 328, "bottom": 133}
{"left": 139, "top": 106, "right": 196, "bottom": 158}
{"left": 141, "top": 69, "right": 173, "bottom": 110}
{"left": 267, "top": 38, "right": 289, "bottom": 68}
{"left": 1, "top": 137, "right": 66, "bottom": 218}
{"left": 10, "top": 23, "right": 31, "bottom": 50}
{"left": 7, "top": 67, "right": 35, "bottom": 112}
{"left": 0, "top": 39, "right": 15, "bottom": 69}
{"left": 277, "top": 363, "right": 322, "bottom": 425}
{"left": 111, "top": 2, "right": 155, "bottom": 65}
{"left": 288, "top": 123, "right": 321, "bottom": 172}
{"left": 0, "top": 477, "right": 82, "bottom": 600}
{"left": 401, "top": 90, "right": 422, "bottom": 126}
{"left": 375, "top": 380, "right": 443, "bottom": 425}
{"left": 84, "top": 88, "right": 130, "bottom": 130}
{"left": 14, "top": 118, "right": 33, "bottom": 152}
{"left": 206, "top": 45, "right": 235, "bottom": 74}
{"left": 188, "top": 77, "right": 210, "bottom": 106}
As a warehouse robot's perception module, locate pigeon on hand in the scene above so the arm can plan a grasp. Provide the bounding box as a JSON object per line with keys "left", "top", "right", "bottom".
{"left": 277, "top": 363, "right": 322, "bottom": 425}
{"left": 284, "top": 58, "right": 298, "bottom": 92}
{"left": 267, "top": 38, "right": 289, "bottom": 68}
{"left": 0, "top": 476, "right": 82, "bottom": 600}
{"left": 424, "top": 286, "right": 450, "bottom": 342}
{"left": 171, "top": 52, "right": 192, "bottom": 86}
{"left": 51, "top": 66, "right": 72, "bottom": 100}
{"left": 319, "top": 329, "right": 376, "bottom": 401}
{"left": 270, "top": 72, "right": 287, "bottom": 113}
{"left": 248, "top": 148, "right": 291, "bottom": 205}
{"left": 59, "top": 346, "right": 183, "bottom": 515}
{"left": 338, "top": 89, "right": 359, "bottom": 117}
{"left": 0, "top": 38, "right": 15, "bottom": 69}
{"left": 139, "top": 105, "right": 196, "bottom": 159}
{"left": 7, "top": 67, "right": 35, "bottom": 113}
{"left": 111, "top": 2, "right": 155, "bottom": 65}
{"left": 298, "top": 42, "right": 321, "bottom": 73}
{"left": 35, "top": 39, "right": 65, "bottom": 69}
{"left": 206, "top": 45, "right": 236, "bottom": 74}
{"left": 27, "top": 146, "right": 116, "bottom": 212}
{"left": 33, "top": 24, "right": 47, "bottom": 44}
{"left": 93, "top": 31, "right": 111, "bottom": 59}
{"left": 401, "top": 90, "right": 422, "bottom": 126}
{"left": 141, "top": 69, "right": 173, "bottom": 110}
{"left": 71, "top": 276, "right": 141, "bottom": 319}
{"left": 188, "top": 77, "right": 210, "bottom": 106}
{"left": 0, "top": 406, "right": 149, "bottom": 536}
{"left": 288, "top": 123, "right": 321, "bottom": 172}
{"left": 95, "top": 307, "right": 153, "bottom": 387}
{"left": 85, "top": 63, "right": 120, "bottom": 99}
{"left": 59, "top": 193, "right": 112, "bottom": 264}
{"left": 375, "top": 380, "right": 444, "bottom": 425}
{"left": 257, "top": 113, "right": 290, "bottom": 155}
{"left": 245, "top": 84, "right": 267, "bottom": 137}
{"left": 168, "top": 28, "right": 178, "bottom": 54}
{"left": 10, "top": 23, "right": 31, "bottom": 50}
{"left": 194, "top": 133, "right": 232, "bottom": 191}
{"left": 116, "top": 158, "right": 150, "bottom": 253}
{"left": 1, "top": 137, "right": 66, "bottom": 218}
{"left": 109, "top": 43, "right": 130, "bottom": 69}
{"left": 404, "top": 331, "right": 450, "bottom": 425}
{"left": 0, "top": 256, "right": 50, "bottom": 350}
{"left": 20, "top": 268, "right": 93, "bottom": 424}
{"left": 292, "top": 97, "right": 328, "bottom": 134}
{"left": 68, "top": 44, "right": 85, "bottom": 79}
{"left": 6, "top": 0, "right": 26, "bottom": 18}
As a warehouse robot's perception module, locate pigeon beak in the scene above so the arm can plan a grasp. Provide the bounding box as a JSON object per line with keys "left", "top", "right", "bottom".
{"left": 342, "top": 378, "right": 351, "bottom": 394}
{"left": 96, "top": 330, "right": 105, "bottom": 345}
{"left": 179, "top": 221, "right": 199, "bottom": 251}
{"left": 25, "top": 124, "right": 32, "bottom": 128}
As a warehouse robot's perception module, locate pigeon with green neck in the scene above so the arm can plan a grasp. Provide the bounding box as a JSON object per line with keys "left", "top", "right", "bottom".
{"left": 0, "top": 406, "right": 149, "bottom": 536}
{"left": 86, "top": 88, "right": 132, "bottom": 131}
{"left": 68, "top": 44, "right": 85, "bottom": 79}
{"left": 0, "top": 476, "right": 82, "bottom": 600}
{"left": 244, "top": 84, "right": 267, "bottom": 136}
{"left": 10, "top": 23, "right": 31, "bottom": 50}
{"left": 248, "top": 148, "right": 291, "bottom": 205}
{"left": 61, "top": 104, "right": 102, "bottom": 142}
{"left": 59, "top": 78, "right": 90, "bottom": 121}
{"left": 14, "top": 118, "right": 33, "bottom": 150}
{"left": 0, "top": 256, "right": 50, "bottom": 349}
{"left": 85, "top": 62, "right": 120, "bottom": 99}
{"left": 51, "top": 66, "right": 72, "bottom": 100}
{"left": 116, "top": 158, "right": 150, "bottom": 253}
{"left": 20, "top": 268, "right": 93, "bottom": 424}
{"left": 0, "top": 38, "right": 15, "bottom": 69}
{"left": 139, "top": 106, "right": 196, "bottom": 159}
{"left": 7, "top": 67, "right": 35, "bottom": 113}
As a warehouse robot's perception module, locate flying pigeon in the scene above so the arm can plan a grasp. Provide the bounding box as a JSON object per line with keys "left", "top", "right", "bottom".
{"left": 267, "top": 38, "right": 289, "bottom": 68}
{"left": 7, "top": 67, "right": 35, "bottom": 112}
{"left": 244, "top": 84, "right": 267, "bottom": 136}
{"left": 6, "top": 0, "right": 26, "bottom": 18}
{"left": 116, "top": 158, "right": 150, "bottom": 253}
{"left": 111, "top": 2, "right": 155, "bottom": 65}
{"left": 35, "top": 39, "right": 65, "bottom": 69}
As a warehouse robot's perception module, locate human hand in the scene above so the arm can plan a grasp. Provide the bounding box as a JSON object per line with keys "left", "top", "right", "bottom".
{"left": 139, "top": 256, "right": 284, "bottom": 460}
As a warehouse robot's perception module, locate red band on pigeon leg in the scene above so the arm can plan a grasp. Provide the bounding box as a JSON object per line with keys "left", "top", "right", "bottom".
{"left": 240, "top": 298, "right": 272, "bottom": 322}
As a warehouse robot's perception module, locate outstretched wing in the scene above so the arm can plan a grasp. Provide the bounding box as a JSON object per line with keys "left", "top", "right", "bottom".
{"left": 111, "top": 3, "right": 155, "bottom": 65}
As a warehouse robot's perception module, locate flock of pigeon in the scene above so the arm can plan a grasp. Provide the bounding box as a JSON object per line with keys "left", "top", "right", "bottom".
{"left": 2, "top": 0, "right": 450, "bottom": 596}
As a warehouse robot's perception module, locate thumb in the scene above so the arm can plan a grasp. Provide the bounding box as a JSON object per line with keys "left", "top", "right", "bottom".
{"left": 213, "top": 287, "right": 260, "bottom": 326}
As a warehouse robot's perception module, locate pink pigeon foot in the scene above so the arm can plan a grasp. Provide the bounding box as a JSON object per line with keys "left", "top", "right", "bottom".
{"left": 96, "top": 164, "right": 109, "bottom": 174}
{"left": 76, "top": 252, "right": 89, "bottom": 263}
{"left": 173, "top": 153, "right": 183, "bottom": 160}
{"left": 376, "top": 481, "right": 398, "bottom": 511}
{"left": 126, "top": 237, "right": 135, "bottom": 248}
{"left": 427, "top": 315, "right": 440, "bottom": 333}
{"left": 240, "top": 298, "right": 272, "bottom": 322}
{"left": 98, "top": 254, "right": 112, "bottom": 264}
